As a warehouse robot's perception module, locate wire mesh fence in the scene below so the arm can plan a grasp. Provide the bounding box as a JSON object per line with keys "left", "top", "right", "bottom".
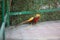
{"left": 9, "top": 0, "right": 60, "bottom": 25}
{"left": 10, "top": 12, "right": 60, "bottom": 25}
{"left": 0, "top": 0, "right": 60, "bottom": 26}
{"left": 10, "top": 0, "right": 60, "bottom": 12}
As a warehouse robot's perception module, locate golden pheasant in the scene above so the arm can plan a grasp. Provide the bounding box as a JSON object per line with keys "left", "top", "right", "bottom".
{"left": 21, "top": 14, "right": 41, "bottom": 24}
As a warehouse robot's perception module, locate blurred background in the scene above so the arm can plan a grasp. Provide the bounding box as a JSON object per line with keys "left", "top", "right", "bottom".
{"left": 0, "top": 0, "right": 60, "bottom": 26}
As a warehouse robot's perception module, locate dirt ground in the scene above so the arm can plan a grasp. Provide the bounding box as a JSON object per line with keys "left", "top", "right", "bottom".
{"left": 5, "top": 20, "right": 60, "bottom": 40}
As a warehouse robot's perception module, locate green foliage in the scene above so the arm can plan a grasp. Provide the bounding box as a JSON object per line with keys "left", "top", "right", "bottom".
{"left": 40, "top": 11, "right": 60, "bottom": 22}
{"left": 10, "top": 11, "right": 60, "bottom": 25}
{"left": 9, "top": 0, "right": 60, "bottom": 25}
{"left": 11, "top": 0, "right": 60, "bottom": 11}
{"left": 0, "top": 0, "right": 60, "bottom": 26}
{"left": 10, "top": 14, "right": 36, "bottom": 25}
